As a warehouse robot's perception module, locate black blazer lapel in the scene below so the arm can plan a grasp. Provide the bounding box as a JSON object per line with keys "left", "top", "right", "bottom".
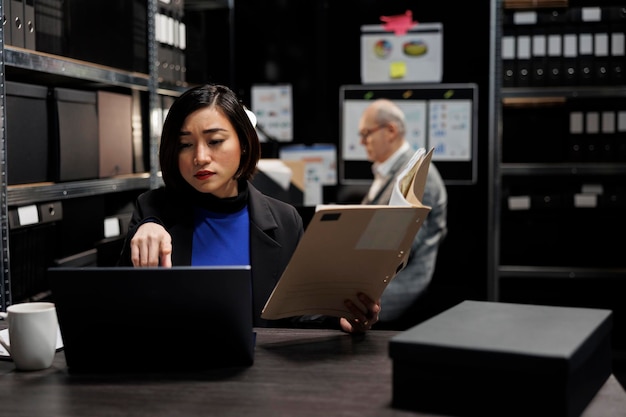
{"left": 247, "top": 184, "right": 286, "bottom": 325}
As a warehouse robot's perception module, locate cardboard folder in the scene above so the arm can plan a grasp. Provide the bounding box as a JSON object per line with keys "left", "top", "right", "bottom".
{"left": 97, "top": 91, "right": 133, "bottom": 178}
{"left": 261, "top": 148, "right": 433, "bottom": 321}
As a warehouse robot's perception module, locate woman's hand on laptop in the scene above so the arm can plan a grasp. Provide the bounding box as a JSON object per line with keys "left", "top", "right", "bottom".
{"left": 340, "top": 292, "right": 381, "bottom": 333}
{"left": 130, "top": 222, "right": 173, "bottom": 267}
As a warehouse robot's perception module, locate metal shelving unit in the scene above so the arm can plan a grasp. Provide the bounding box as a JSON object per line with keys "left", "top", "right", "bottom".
{"left": 0, "top": 0, "right": 178, "bottom": 310}
{"left": 1, "top": 1, "right": 10, "bottom": 310}
{"left": 488, "top": 0, "right": 626, "bottom": 302}
{"left": 487, "top": 0, "right": 503, "bottom": 301}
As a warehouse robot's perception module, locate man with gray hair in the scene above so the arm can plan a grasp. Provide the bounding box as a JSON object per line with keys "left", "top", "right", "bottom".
{"left": 358, "top": 99, "right": 448, "bottom": 327}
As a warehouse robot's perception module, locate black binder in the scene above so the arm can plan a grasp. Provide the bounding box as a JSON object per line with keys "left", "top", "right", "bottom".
{"left": 502, "top": 11, "right": 516, "bottom": 87}
{"left": 531, "top": 29, "right": 547, "bottom": 86}
{"left": 34, "top": 0, "right": 65, "bottom": 56}
{"left": 616, "top": 117, "right": 626, "bottom": 161}
{"left": 599, "top": 110, "right": 616, "bottom": 162}
{"left": 2, "top": 0, "right": 12, "bottom": 46}
{"left": 502, "top": 25, "right": 517, "bottom": 87}
{"left": 577, "top": 31, "right": 595, "bottom": 85}
{"left": 539, "top": 8, "right": 568, "bottom": 86}
{"left": 583, "top": 111, "right": 601, "bottom": 161}
{"left": 10, "top": 0, "right": 24, "bottom": 47}
{"left": 23, "top": 0, "right": 35, "bottom": 50}
{"left": 64, "top": 0, "right": 148, "bottom": 73}
{"left": 515, "top": 25, "right": 532, "bottom": 87}
{"left": 608, "top": 7, "right": 625, "bottom": 84}
{"left": 567, "top": 109, "right": 584, "bottom": 162}
{"left": 562, "top": 30, "right": 579, "bottom": 85}
{"left": 593, "top": 27, "right": 611, "bottom": 85}
{"left": 546, "top": 33, "right": 564, "bottom": 85}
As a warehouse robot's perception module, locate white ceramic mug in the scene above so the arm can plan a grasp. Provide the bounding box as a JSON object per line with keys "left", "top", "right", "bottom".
{"left": 0, "top": 302, "right": 59, "bottom": 371}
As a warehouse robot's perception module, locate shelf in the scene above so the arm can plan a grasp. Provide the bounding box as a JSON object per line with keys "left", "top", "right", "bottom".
{"left": 500, "top": 163, "right": 626, "bottom": 176}
{"left": 5, "top": 47, "right": 191, "bottom": 97}
{"left": 503, "top": 0, "right": 567, "bottom": 9}
{"left": 502, "top": 86, "right": 626, "bottom": 99}
{"left": 156, "top": 79, "right": 193, "bottom": 95}
{"left": 0, "top": 0, "right": 170, "bottom": 311}
{"left": 499, "top": 265, "right": 626, "bottom": 279}
{"left": 6, "top": 174, "right": 156, "bottom": 206}
{"left": 4, "top": 47, "right": 151, "bottom": 90}
{"left": 489, "top": 0, "right": 626, "bottom": 303}
{"left": 3, "top": 47, "right": 180, "bottom": 209}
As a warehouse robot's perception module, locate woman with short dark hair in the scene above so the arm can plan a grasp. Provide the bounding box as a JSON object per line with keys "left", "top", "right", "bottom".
{"left": 119, "top": 84, "right": 380, "bottom": 333}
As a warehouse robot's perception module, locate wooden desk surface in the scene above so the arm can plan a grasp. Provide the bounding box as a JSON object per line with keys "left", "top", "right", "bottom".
{"left": 0, "top": 327, "right": 624, "bottom": 417}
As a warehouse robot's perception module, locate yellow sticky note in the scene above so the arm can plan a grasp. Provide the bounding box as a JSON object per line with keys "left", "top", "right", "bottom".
{"left": 389, "top": 61, "right": 407, "bottom": 79}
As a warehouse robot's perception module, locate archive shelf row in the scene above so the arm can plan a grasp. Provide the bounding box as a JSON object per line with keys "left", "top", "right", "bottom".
{"left": 488, "top": 0, "right": 626, "bottom": 313}
{"left": 0, "top": 0, "right": 182, "bottom": 309}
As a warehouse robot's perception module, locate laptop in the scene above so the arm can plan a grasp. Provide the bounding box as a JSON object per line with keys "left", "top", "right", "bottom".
{"left": 47, "top": 266, "right": 255, "bottom": 374}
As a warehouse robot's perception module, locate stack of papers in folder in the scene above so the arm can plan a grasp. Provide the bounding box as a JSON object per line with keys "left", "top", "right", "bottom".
{"left": 261, "top": 148, "right": 434, "bottom": 321}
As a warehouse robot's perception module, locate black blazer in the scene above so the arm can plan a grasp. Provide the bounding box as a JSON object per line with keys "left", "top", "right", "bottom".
{"left": 119, "top": 182, "right": 304, "bottom": 327}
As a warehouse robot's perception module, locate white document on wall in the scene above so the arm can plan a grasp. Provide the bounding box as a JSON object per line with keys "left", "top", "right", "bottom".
{"left": 251, "top": 84, "right": 293, "bottom": 142}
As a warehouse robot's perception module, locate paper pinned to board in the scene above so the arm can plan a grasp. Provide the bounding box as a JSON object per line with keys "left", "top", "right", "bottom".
{"left": 360, "top": 22, "right": 443, "bottom": 84}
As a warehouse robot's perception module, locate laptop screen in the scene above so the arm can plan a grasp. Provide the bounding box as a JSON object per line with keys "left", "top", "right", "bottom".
{"left": 47, "top": 266, "right": 255, "bottom": 374}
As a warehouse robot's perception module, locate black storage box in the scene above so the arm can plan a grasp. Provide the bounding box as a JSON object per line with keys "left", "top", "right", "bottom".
{"left": 63, "top": 0, "right": 148, "bottom": 73}
{"left": 5, "top": 81, "right": 51, "bottom": 185}
{"left": 50, "top": 87, "right": 99, "bottom": 182}
{"left": 35, "top": 0, "right": 66, "bottom": 56}
{"left": 389, "top": 300, "right": 612, "bottom": 417}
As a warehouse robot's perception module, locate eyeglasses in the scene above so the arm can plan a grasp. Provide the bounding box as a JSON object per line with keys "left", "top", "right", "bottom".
{"left": 358, "top": 124, "right": 386, "bottom": 141}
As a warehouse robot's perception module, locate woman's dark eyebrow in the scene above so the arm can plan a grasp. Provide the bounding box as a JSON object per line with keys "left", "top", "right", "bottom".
{"left": 179, "top": 127, "right": 227, "bottom": 136}
{"left": 202, "top": 127, "right": 227, "bottom": 134}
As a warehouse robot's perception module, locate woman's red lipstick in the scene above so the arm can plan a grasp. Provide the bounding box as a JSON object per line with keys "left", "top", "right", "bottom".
{"left": 194, "top": 170, "right": 214, "bottom": 180}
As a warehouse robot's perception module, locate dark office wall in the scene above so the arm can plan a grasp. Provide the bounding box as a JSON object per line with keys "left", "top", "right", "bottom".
{"left": 227, "top": 1, "right": 490, "bottom": 143}
{"left": 185, "top": 5, "right": 234, "bottom": 86}
{"left": 188, "top": 0, "right": 492, "bottom": 316}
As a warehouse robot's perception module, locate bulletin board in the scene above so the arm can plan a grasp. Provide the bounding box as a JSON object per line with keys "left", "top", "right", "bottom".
{"left": 339, "top": 83, "right": 478, "bottom": 185}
